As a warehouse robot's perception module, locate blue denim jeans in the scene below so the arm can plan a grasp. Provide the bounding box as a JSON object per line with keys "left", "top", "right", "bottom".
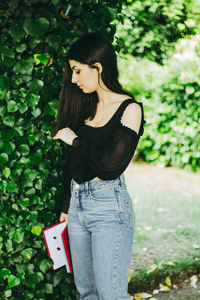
{"left": 67, "top": 173, "right": 135, "bottom": 300}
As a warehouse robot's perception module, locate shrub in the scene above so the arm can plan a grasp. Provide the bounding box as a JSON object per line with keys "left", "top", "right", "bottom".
{"left": 0, "top": 0, "right": 122, "bottom": 298}
{"left": 118, "top": 46, "right": 200, "bottom": 171}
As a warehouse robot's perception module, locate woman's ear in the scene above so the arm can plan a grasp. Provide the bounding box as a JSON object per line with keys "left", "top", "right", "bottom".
{"left": 94, "top": 62, "right": 103, "bottom": 74}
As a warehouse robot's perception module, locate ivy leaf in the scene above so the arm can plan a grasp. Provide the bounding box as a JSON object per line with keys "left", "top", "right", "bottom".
{"left": 39, "top": 259, "right": 53, "bottom": 273}
{"left": 12, "top": 228, "right": 24, "bottom": 244}
{"left": 8, "top": 275, "right": 21, "bottom": 288}
{"left": 0, "top": 141, "right": 15, "bottom": 154}
{"left": 24, "top": 169, "right": 39, "bottom": 181}
{"left": 6, "top": 181, "right": 18, "bottom": 193}
{"left": 21, "top": 198, "right": 31, "bottom": 207}
{"left": 45, "top": 283, "right": 53, "bottom": 294}
{"left": 13, "top": 58, "right": 34, "bottom": 75}
{"left": 44, "top": 99, "right": 58, "bottom": 117}
{"left": 18, "top": 102, "right": 28, "bottom": 113}
{"left": 0, "top": 268, "right": 11, "bottom": 279}
{"left": 0, "top": 153, "right": 9, "bottom": 167}
{"left": 3, "top": 116, "right": 15, "bottom": 127}
{"left": 9, "top": 25, "right": 26, "bottom": 42}
{"left": 1, "top": 129, "right": 17, "bottom": 141}
{"left": 19, "top": 144, "right": 30, "bottom": 155}
{"left": 16, "top": 44, "right": 27, "bottom": 53}
{"left": 27, "top": 79, "right": 44, "bottom": 93}
{"left": 31, "top": 108, "right": 42, "bottom": 118}
{"left": 46, "top": 34, "right": 62, "bottom": 50}
{"left": 0, "top": 76, "right": 9, "bottom": 100}
{"left": 7, "top": 100, "right": 18, "bottom": 113}
{"left": 25, "top": 93, "right": 40, "bottom": 108}
{"left": 34, "top": 53, "right": 51, "bottom": 66}
{"left": 31, "top": 226, "right": 42, "bottom": 236}
{"left": 5, "top": 239, "right": 13, "bottom": 252}
{"left": 21, "top": 248, "right": 37, "bottom": 260}
{"left": 3, "top": 167, "right": 11, "bottom": 178}
{"left": 4, "top": 290, "right": 12, "bottom": 298}
{"left": 23, "top": 18, "right": 49, "bottom": 38}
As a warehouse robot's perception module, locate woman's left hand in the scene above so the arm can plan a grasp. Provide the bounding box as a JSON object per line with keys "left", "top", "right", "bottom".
{"left": 53, "top": 127, "right": 78, "bottom": 146}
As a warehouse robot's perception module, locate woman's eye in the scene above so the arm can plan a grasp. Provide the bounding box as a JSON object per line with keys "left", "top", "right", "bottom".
{"left": 75, "top": 70, "right": 80, "bottom": 74}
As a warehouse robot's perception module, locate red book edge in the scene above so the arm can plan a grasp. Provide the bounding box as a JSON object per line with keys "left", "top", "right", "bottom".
{"left": 42, "top": 221, "right": 72, "bottom": 273}
{"left": 61, "top": 225, "right": 73, "bottom": 274}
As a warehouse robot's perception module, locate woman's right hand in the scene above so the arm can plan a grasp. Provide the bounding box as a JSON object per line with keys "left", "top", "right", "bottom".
{"left": 60, "top": 212, "right": 68, "bottom": 225}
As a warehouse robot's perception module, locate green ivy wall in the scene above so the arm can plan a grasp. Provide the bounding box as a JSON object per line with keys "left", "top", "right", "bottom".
{"left": 0, "top": 0, "right": 122, "bottom": 299}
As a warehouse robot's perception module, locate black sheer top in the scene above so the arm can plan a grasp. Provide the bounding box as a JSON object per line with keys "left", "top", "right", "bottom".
{"left": 61, "top": 98, "right": 146, "bottom": 213}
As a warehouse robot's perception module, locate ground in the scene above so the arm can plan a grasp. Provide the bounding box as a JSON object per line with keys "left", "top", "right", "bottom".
{"left": 124, "top": 161, "right": 200, "bottom": 300}
{"left": 124, "top": 161, "right": 200, "bottom": 198}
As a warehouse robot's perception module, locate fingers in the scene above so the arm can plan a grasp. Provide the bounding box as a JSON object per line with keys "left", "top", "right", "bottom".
{"left": 60, "top": 213, "right": 68, "bottom": 225}
{"left": 64, "top": 215, "right": 68, "bottom": 225}
{"left": 60, "top": 214, "right": 64, "bottom": 222}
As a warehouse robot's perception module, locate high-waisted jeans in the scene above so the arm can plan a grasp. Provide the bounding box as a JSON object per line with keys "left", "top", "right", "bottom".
{"left": 67, "top": 173, "right": 135, "bottom": 300}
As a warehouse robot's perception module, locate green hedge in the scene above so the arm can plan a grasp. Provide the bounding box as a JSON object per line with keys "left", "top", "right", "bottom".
{"left": 0, "top": 0, "right": 123, "bottom": 298}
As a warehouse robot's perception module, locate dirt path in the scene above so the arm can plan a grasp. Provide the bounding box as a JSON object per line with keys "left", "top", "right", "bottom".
{"left": 124, "top": 161, "right": 200, "bottom": 198}
{"left": 125, "top": 162, "right": 200, "bottom": 299}
{"left": 151, "top": 279, "right": 200, "bottom": 300}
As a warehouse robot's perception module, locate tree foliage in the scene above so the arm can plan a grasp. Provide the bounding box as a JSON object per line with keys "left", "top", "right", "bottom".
{"left": 115, "top": 0, "right": 195, "bottom": 64}
{"left": 119, "top": 46, "right": 200, "bottom": 171}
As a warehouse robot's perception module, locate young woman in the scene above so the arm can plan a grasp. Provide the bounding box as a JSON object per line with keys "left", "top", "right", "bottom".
{"left": 53, "top": 32, "right": 146, "bottom": 300}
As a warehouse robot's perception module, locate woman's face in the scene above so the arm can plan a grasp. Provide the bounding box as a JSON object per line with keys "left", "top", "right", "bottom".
{"left": 69, "top": 59, "right": 100, "bottom": 93}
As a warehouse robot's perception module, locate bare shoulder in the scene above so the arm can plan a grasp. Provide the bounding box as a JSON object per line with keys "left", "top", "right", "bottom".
{"left": 121, "top": 102, "right": 142, "bottom": 134}
{"left": 123, "top": 102, "right": 142, "bottom": 115}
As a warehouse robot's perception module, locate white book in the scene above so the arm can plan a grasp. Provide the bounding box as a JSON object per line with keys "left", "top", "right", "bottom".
{"left": 42, "top": 221, "right": 73, "bottom": 274}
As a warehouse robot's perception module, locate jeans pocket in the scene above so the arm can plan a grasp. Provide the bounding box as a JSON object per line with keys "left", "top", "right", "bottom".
{"left": 89, "top": 186, "right": 118, "bottom": 202}
{"left": 117, "top": 189, "right": 135, "bottom": 230}
{"left": 124, "top": 198, "right": 135, "bottom": 230}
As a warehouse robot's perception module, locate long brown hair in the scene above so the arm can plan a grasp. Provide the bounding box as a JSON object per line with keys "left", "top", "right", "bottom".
{"left": 53, "top": 32, "right": 134, "bottom": 135}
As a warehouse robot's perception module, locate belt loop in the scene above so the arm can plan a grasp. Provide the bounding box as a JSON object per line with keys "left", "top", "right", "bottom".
{"left": 118, "top": 175, "right": 122, "bottom": 187}
{"left": 119, "top": 173, "right": 126, "bottom": 188}
{"left": 85, "top": 181, "right": 89, "bottom": 193}
{"left": 88, "top": 181, "right": 91, "bottom": 193}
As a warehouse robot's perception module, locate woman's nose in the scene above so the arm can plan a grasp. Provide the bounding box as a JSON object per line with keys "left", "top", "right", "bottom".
{"left": 71, "top": 72, "right": 78, "bottom": 84}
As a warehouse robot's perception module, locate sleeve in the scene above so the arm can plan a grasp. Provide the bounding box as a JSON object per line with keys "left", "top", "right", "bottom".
{"left": 60, "top": 168, "right": 72, "bottom": 214}
{"left": 60, "top": 146, "right": 72, "bottom": 214}
{"left": 71, "top": 125, "right": 139, "bottom": 179}
{"left": 71, "top": 103, "right": 144, "bottom": 179}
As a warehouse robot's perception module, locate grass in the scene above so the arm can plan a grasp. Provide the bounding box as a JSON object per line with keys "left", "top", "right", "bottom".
{"left": 127, "top": 184, "right": 200, "bottom": 294}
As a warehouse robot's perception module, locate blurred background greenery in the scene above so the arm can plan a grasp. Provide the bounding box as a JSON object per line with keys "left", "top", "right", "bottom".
{"left": 115, "top": 0, "right": 200, "bottom": 172}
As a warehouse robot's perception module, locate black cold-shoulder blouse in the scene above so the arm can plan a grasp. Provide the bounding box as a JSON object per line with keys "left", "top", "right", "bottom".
{"left": 60, "top": 98, "right": 146, "bottom": 214}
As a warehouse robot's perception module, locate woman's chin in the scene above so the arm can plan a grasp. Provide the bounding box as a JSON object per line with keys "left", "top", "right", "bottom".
{"left": 81, "top": 87, "right": 95, "bottom": 94}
